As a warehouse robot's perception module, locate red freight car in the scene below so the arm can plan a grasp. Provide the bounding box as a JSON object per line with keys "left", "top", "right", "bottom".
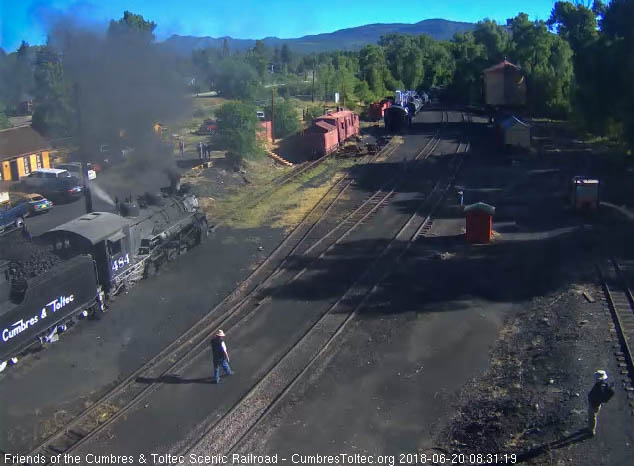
{"left": 314, "top": 110, "right": 359, "bottom": 144}
{"left": 369, "top": 100, "right": 392, "bottom": 120}
{"left": 304, "top": 121, "right": 339, "bottom": 158}
{"left": 303, "top": 109, "right": 360, "bottom": 159}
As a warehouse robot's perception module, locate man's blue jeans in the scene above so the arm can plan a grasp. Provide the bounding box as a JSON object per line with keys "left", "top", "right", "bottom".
{"left": 213, "top": 359, "right": 232, "bottom": 383}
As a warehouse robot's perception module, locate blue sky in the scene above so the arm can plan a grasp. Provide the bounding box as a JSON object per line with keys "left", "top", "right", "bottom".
{"left": 1, "top": 0, "right": 561, "bottom": 52}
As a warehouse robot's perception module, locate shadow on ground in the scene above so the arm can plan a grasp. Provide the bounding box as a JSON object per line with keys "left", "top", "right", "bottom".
{"left": 259, "top": 225, "right": 599, "bottom": 312}
{"left": 515, "top": 429, "right": 593, "bottom": 462}
{"left": 135, "top": 374, "right": 214, "bottom": 385}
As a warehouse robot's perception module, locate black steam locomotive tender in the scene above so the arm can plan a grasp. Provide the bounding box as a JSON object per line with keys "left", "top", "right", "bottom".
{"left": 0, "top": 187, "right": 208, "bottom": 372}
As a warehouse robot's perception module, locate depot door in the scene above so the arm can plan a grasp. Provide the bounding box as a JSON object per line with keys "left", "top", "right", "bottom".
{"left": 9, "top": 161, "right": 19, "bottom": 180}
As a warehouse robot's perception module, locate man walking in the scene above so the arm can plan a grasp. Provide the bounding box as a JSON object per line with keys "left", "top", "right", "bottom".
{"left": 211, "top": 329, "right": 232, "bottom": 384}
{"left": 179, "top": 138, "right": 184, "bottom": 157}
{"left": 587, "top": 369, "right": 615, "bottom": 436}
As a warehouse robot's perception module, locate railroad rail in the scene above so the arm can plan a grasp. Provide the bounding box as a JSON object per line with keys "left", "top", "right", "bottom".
{"left": 215, "top": 136, "right": 398, "bottom": 224}
{"left": 598, "top": 258, "right": 634, "bottom": 384}
{"left": 181, "top": 136, "right": 468, "bottom": 458}
{"left": 15, "top": 118, "right": 436, "bottom": 464}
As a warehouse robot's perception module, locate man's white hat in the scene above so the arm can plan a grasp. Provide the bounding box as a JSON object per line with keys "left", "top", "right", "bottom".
{"left": 594, "top": 370, "right": 608, "bottom": 381}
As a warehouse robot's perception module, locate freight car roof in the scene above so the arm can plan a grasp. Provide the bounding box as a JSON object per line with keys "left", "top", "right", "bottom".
{"left": 313, "top": 121, "right": 337, "bottom": 132}
{"left": 323, "top": 110, "right": 355, "bottom": 118}
{"left": 47, "top": 212, "right": 130, "bottom": 245}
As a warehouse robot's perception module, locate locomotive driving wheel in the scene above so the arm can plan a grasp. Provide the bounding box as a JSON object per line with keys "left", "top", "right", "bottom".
{"left": 197, "top": 217, "right": 209, "bottom": 244}
{"left": 144, "top": 259, "right": 159, "bottom": 278}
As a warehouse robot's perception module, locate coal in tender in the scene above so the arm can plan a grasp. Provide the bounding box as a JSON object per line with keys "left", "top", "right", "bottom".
{"left": 0, "top": 231, "right": 61, "bottom": 279}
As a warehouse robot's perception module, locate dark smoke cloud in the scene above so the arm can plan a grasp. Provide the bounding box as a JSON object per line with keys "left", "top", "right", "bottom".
{"left": 48, "top": 16, "right": 190, "bottom": 173}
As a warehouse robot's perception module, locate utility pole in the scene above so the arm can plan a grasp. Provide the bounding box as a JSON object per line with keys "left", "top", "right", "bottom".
{"left": 74, "top": 83, "right": 93, "bottom": 214}
{"left": 271, "top": 87, "right": 275, "bottom": 144}
{"left": 342, "top": 80, "right": 345, "bottom": 109}
{"left": 311, "top": 58, "right": 315, "bottom": 103}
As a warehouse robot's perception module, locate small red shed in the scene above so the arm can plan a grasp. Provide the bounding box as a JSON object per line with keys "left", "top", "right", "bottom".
{"left": 257, "top": 121, "right": 273, "bottom": 142}
{"left": 464, "top": 202, "right": 495, "bottom": 243}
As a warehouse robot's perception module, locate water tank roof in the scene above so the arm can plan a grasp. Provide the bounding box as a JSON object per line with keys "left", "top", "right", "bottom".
{"left": 464, "top": 202, "right": 496, "bottom": 215}
{"left": 483, "top": 60, "right": 522, "bottom": 74}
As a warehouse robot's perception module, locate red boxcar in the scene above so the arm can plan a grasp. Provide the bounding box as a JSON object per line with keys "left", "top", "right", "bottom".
{"left": 369, "top": 100, "right": 392, "bottom": 120}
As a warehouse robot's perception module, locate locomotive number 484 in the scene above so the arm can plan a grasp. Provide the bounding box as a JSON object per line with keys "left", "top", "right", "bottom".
{"left": 111, "top": 254, "right": 131, "bottom": 272}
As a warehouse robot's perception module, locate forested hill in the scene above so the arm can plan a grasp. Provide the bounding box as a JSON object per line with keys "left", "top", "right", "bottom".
{"left": 162, "top": 19, "right": 474, "bottom": 54}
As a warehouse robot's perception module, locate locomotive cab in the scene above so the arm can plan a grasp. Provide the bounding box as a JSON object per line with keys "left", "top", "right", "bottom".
{"left": 42, "top": 212, "right": 133, "bottom": 293}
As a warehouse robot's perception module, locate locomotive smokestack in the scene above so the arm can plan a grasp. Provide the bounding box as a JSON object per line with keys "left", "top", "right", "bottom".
{"left": 167, "top": 170, "right": 181, "bottom": 194}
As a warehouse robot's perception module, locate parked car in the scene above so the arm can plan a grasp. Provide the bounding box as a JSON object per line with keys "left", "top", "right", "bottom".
{"left": 56, "top": 162, "right": 97, "bottom": 180}
{"left": 21, "top": 168, "right": 83, "bottom": 202}
{"left": 0, "top": 192, "right": 29, "bottom": 232}
{"left": 12, "top": 193, "right": 53, "bottom": 215}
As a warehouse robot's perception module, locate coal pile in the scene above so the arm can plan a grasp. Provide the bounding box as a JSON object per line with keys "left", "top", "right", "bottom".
{"left": 441, "top": 291, "right": 583, "bottom": 457}
{"left": 0, "top": 231, "right": 61, "bottom": 280}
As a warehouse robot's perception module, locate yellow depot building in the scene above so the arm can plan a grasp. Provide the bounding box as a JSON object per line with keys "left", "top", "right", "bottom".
{"left": 0, "top": 126, "right": 52, "bottom": 182}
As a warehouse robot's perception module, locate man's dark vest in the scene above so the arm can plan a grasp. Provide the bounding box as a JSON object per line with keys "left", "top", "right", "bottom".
{"left": 588, "top": 381, "right": 614, "bottom": 407}
{"left": 211, "top": 336, "right": 225, "bottom": 362}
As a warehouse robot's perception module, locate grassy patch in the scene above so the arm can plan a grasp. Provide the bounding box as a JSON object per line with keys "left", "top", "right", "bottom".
{"left": 202, "top": 156, "right": 360, "bottom": 231}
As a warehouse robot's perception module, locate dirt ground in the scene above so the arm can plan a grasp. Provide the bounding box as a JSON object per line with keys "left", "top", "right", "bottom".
{"left": 438, "top": 119, "right": 634, "bottom": 465}
{"left": 232, "top": 114, "right": 634, "bottom": 465}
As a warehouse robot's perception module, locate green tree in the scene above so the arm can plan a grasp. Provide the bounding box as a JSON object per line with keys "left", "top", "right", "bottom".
{"left": 222, "top": 38, "right": 230, "bottom": 57}
{"left": 418, "top": 39, "right": 454, "bottom": 88}
{"left": 108, "top": 10, "right": 157, "bottom": 42}
{"left": 32, "top": 45, "right": 73, "bottom": 136}
{"left": 215, "top": 101, "right": 260, "bottom": 158}
{"left": 0, "top": 41, "right": 36, "bottom": 113}
{"left": 359, "top": 45, "right": 389, "bottom": 98}
{"left": 215, "top": 57, "right": 259, "bottom": 99}
{"left": 596, "top": 0, "right": 634, "bottom": 146}
{"left": 316, "top": 62, "right": 336, "bottom": 101}
{"left": 401, "top": 45, "right": 424, "bottom": 89}
{"left": 448, "top": 32, "right": 487, "bottom": 103}
{"left": 548, "top": 1, "right": 599, "bottom": 54}
{"left": 281, "top": 44, "right": 292, "bottom": 66}
{"left": 504, "top": 13, "right": 574, "bottom": 116}
{"left": 473, "top": 19, "right": 510, "bottom": 63}
{"left": 192, "top": 47, "right": 222, "bottom": 90}
{"left": 265, "top": 99, "right": 300, "bottom": 138}
{"left": 248, "top": 40, "right": 269, "bottom": 79}
{"left": 304, "top": 105, "right": 324, "bottom": 121}
{"left": 548, "top": 2, "right": 604, "bottom": 130}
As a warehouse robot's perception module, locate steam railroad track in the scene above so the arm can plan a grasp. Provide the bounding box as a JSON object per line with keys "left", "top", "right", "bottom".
{"left": 181, "top": 137, "right": 469, "bottom": 458}
{"left": 16, "top": 121, "right": 442, "bottom": 464}
{"left": 215, "top": 136, "right": 398, "bottom": 224}
{"left": 598, "top": 259, "right": 634, "bottom": 399}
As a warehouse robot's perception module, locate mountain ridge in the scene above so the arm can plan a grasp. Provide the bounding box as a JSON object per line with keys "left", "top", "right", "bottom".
{"left": 162, "top": 18, "right": 475, "bottom": 54}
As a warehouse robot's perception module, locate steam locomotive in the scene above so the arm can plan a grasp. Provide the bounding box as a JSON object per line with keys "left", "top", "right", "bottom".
{"left": 384, "top": 90, "right": 423, "bottom": 132}
{"left": 0, "top": 183, "right": 208, "bottom": 372}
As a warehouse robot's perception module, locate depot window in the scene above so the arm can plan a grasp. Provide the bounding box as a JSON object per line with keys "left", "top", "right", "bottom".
{"left": 23, "top": 157, "right": 30, "bottom": 175}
